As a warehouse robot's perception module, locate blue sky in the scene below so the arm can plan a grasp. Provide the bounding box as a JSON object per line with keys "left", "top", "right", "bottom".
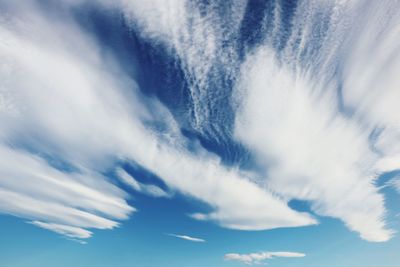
{"left": 1, "top": 190, "right": 400, "bottom": 267}
{"left": 1, "top": 0, "right": 400, "bottom": 266}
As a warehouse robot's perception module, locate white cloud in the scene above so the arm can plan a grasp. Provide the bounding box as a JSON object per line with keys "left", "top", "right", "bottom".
{"left": 116, "top": 168, "right": 171, "bottom": 198}
{"left": 1, "top": 0, "right": 399, "bottom": 243}
{"left": 232, "top": 0, "right": 400, "bottom": 242}
{"left": 167, "top": 233, "right": 205, "bottom": 243}
{"left": 30, "top": 221, "right": 92, "bottom": 239}
{"left": 0, "top": 0, "right": 138, "bottom": 238}
{"left": 389, "top": 176, "right": 400, "bottom": 193}
{"left": 224, "top": 251, "right": 305, "bottom": 265}
{"left": 234, "top": 46, "right": 391, "bottom": 242}
{"left": 122, "top": 0, "right": 247, "bottom": 133}
{"left": 119, "top": 0, "right": 316, "bottom": 231}
{"left": 121, "top": 0, "right": 396, "bottom": 242}
{"left": 0, "top": 0, "right": 315, "bottom": 240}
{"left": 0, "top": 143, "right": 133, "bottom": 236}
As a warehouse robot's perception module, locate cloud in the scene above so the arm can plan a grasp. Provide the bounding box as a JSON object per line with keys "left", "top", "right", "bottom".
{"left": 0, "top": 0, "right": 315, "bottom": 240}
{"left": 167, "top": 233, "right": 205, "bottom": 243}
{"left": 114, "top": 0, "right": 400, "bottom": 243}
{"left": 388, "top": 176, "right": 400, "bottom": 193}
{"left": 121, "top": 0, "right": 400, "bottom": 242}
{"left": 0, "top": 0, "right": 139, "bottom": 239}
{"left": 122, "top": 0, "right": 247, "bottom": 134}
{"left": 224, "top": 251, "right": 305, "bottom": 265}
{"left": 232, "top": 0, "right": 400, "bottom": 242}
{"left": 116, "top": 168, "right": 171, "bottom": 198}
{"left": 234, "top": 46, "right": 391, "bottom": 242}
{"left": 30, "top": 221, "right": 92, "bottom": 239}
{"left": 0, "top": 144, "right": 133, "bottom": 236}
{"left": 119, "top": 0, "right": 316, "bottom": 231}
{"left": 1, "top": 0, "right": 399, "bottom": 244}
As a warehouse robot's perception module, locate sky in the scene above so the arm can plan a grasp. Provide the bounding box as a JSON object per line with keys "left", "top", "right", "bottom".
{"left": 0, "top": 0, "right": 400, "bottom": 266}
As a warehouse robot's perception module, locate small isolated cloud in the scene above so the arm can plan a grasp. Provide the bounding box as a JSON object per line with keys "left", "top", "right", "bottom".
{"left": 224, "top": 251, "right": 305, "bottom": 265}
{"left": 167, "top": 233, "right": 205, "bottom": 242}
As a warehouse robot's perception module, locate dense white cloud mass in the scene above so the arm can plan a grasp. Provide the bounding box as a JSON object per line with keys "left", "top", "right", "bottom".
{"left": 0, "top": 0, "right": 135, "bottom": 237}
{"left": 167, "top": 233, "right": 205, "bottom": 242}
{"left": 234, "top": 47, "right": 390, "bottom": 242}
{"left": 232, "top": 0, "right": 400, "bottom": 242}
{"left": 224, "top": 251, "right": 305, "bottom": 265}
{"left": 0, "top": 0, "right": 399, "bottom": 244}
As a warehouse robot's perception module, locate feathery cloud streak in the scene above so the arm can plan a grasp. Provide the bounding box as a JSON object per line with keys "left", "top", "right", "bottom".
{"left": 167, "top": 233, "right": 205, "bottom": 243}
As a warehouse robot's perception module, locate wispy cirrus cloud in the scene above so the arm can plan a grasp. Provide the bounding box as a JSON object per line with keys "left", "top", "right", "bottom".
{"left": 167, "top": 233, "right": 205, "bottom": 243}
{"left": 116, "top": 168, "right": 171, "bottom": 198}
{"left": 224, "top": 251, "right": 305, "bottom": 265}
{"left": 389, "top": 175, "right": 400, "bottom": 193}
{"left": 30, "top": 221, "right": 93, "bottom": 239}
